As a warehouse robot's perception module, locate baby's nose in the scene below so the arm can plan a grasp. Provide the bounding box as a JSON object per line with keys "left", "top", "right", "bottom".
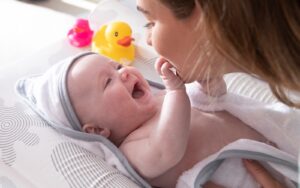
{"left": 119, "top": 68, "right": 130, "bottom": 82}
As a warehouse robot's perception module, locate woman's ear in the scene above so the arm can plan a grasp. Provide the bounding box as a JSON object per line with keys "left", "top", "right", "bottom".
{"left": 82, "top": 123, "right": 111, "bottom": 138}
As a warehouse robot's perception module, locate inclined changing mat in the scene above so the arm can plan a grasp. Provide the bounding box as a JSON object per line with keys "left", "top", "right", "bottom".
{"left": 15, "top": 64, "right": 299, "bottom": 188}
{"left": 7, "top": 63, "right": 300, "bottom": 188}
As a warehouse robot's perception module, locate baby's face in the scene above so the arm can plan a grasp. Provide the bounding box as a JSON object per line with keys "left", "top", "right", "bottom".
{"left": 67, "top": 54, "right": 157, "bottom": 140}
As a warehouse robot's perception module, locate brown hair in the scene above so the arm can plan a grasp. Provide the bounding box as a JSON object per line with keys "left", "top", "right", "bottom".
{"left": 160, "top": 0, "right": 300, "bottom": 107}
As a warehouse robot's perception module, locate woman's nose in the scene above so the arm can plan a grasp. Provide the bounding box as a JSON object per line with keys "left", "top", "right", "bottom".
{"left": 146, "top": 31, "right": 152, "bottom": 46}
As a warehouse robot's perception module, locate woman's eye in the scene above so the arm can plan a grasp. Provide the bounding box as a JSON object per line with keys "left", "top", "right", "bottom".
{"left": 144, "top": 22, "right": 154, "bottom": 29}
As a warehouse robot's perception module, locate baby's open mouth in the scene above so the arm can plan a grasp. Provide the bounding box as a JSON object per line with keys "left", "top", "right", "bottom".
{"left": 132, "top": 82, "right": 145, "bottom": 99}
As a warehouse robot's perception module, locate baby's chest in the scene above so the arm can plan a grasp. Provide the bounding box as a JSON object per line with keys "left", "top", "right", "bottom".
{"left": 122, "top": 122, "right": 155, "bottom": 145}
{"left": 188, "top": 110, "right": 266, "bottom": 157}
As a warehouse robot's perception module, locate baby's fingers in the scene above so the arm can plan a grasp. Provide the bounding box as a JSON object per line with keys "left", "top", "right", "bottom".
{"left": 154, "top": 57, "right": 166, "bottom": 76}
{"left": 154, "top": 57, "right": 184, "bottom": 90}
{"left": 155, "top": 57, "right": 177, "bottom": 79}
{"left": 161, "top": 61, "right": 177, "bottom": 79}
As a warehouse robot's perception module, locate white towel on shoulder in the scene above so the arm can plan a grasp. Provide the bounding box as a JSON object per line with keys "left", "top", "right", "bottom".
{"left": 180, "top": 81, "right": 300, "bottom": 188}
{"left": 186, "top": 81, "right": 300, "bottom": 156}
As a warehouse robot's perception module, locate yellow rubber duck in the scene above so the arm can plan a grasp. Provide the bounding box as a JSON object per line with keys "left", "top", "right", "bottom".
{"left": 92, "top": 21, "right": 135, "bottom": 65}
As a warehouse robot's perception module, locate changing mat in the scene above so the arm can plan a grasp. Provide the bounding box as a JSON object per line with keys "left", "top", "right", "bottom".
{"left": 6, "top": 58, "right": 299, "bottom": 188}
{"left": 15, "top": 64, "right": 299, "bottom": 188}
{"left": 180, "top": 82, "right": 300, "bottom": 188}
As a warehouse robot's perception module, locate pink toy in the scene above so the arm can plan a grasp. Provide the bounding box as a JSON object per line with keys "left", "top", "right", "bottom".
{"left": 67, "top": 18, "right": 94, "bottom": 47}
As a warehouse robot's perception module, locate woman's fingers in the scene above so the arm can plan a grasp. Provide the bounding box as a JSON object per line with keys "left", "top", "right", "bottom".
{"left": 243, "top": 159, "right": 285, "bottom": 188}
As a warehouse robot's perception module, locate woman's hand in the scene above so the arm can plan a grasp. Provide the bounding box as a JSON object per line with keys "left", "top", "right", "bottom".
{"left": 203, "top": 159, "right": 286, "bottom": 188}
{"left": 243, "top": 159, "right": 285, "bottom": 188}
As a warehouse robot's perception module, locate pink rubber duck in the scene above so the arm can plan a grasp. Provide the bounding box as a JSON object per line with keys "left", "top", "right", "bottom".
{"left": 67, "top": 18, "right": 94, "bottom": 48}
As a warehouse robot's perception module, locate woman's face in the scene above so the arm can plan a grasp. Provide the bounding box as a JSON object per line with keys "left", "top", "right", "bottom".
{"left": 136, "top": 0, "right": 228, "bottom": 82}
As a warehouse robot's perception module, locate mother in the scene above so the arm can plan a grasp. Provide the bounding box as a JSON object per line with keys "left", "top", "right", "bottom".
{"left": 136, "top": 0, "right": 299, "bottom": 187}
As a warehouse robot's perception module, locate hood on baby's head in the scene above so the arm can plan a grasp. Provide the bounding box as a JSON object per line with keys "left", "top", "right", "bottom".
{"left": 15, "top": 52, "right": 96, "bottom": 131}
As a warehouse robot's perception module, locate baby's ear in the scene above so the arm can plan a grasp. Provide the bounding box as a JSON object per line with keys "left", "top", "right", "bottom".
{"left": 82, "top": 123, "right": 111, "bottom": 138}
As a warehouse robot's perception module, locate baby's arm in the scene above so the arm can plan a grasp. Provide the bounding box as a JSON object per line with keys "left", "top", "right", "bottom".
{"left": 120, "top": 58, "right": 191, "bottom": 179}
{"left": 153, "top": 59, "right": 191, "bottom": 171}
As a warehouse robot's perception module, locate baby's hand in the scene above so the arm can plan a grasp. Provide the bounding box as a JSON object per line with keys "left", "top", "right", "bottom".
{"left": 155, "top": 57, "right": 184, "bottom": 91}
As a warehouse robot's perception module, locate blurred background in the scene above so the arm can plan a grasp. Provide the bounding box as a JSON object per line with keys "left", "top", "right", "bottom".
{"left": 19, "top": 0, "right": 100, "bottom": 16}
{"left": 0, "top": 0, "right": 101, "bottom": 67}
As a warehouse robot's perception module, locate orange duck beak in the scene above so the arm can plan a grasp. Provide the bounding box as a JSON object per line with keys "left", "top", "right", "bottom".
{"left": 117, "top": 36, "right": 134, "bottom": 47}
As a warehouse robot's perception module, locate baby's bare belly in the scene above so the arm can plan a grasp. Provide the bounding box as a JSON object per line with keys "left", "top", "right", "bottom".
{"left": 149, "top": 109, "right": 267, "bottom": 188}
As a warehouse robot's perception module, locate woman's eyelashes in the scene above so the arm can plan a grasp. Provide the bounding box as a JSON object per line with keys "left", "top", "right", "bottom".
{"left": 144, "top": 22, "right": 154, "bottom": 29}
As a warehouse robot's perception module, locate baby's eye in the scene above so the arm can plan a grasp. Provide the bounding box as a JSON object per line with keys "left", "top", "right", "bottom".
{"left": 144, "top": 22, "right": 154, "bottom": 29}
{"left": 116, "top": 64, "right": 123, "bottom": 70}
{"left": 105, "top": 78, "right": 112, "bottom": 88}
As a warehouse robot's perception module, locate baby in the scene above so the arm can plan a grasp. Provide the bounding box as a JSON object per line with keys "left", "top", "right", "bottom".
{"left": 17, "top": 52, "right": 267, "bottom": 188}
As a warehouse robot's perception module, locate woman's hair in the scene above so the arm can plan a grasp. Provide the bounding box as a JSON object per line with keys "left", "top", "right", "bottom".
{"left": 160, "top": 0, "right": 300, "bottom": 107}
